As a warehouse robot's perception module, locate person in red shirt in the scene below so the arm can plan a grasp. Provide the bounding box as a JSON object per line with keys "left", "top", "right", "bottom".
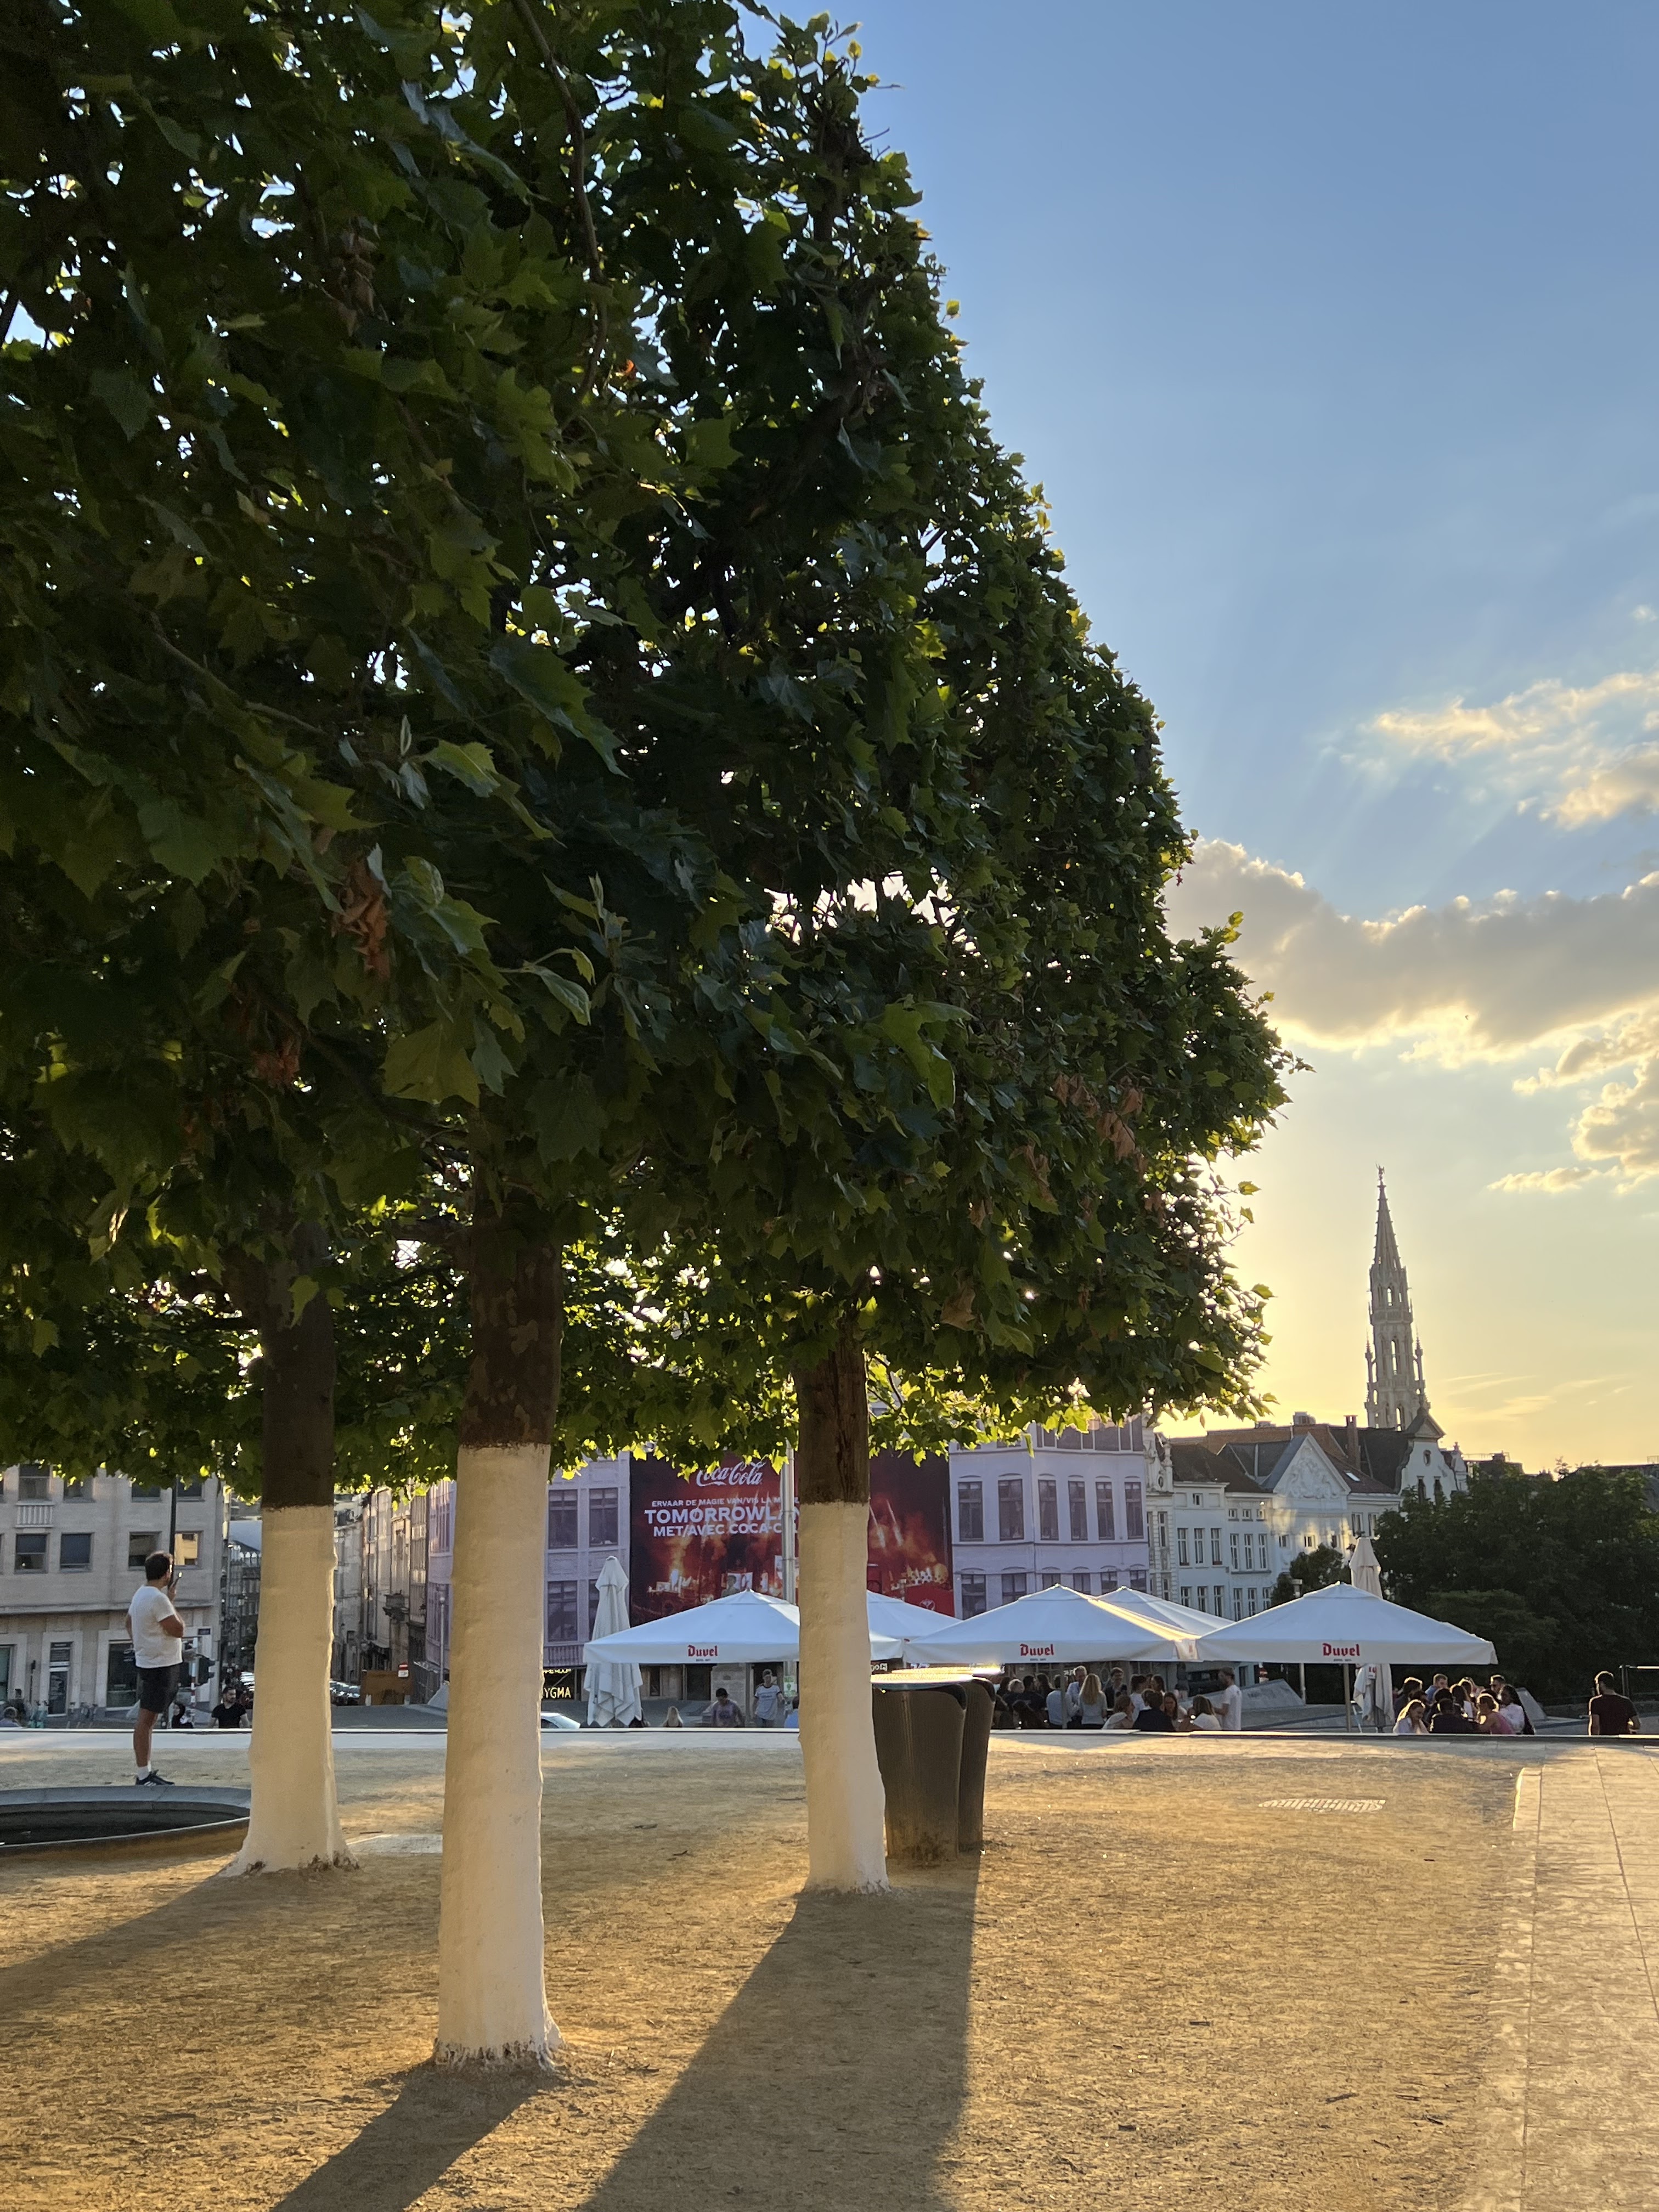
{"left": 1588, "top": 1672, "right": 1641, "bottom": 1737}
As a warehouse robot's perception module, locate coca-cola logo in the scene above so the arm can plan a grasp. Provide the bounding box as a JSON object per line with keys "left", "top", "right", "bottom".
{"left": 687, "top": 1645, "right": 719, "bottom": 1660}
{"left": 1322, "top": 1641, "right": 1361, "bottom": 1660}
{"left": 693, "top": 1462, "right": 770, "bottom": 1487}
{"left": 1019, "top": 1642, "right": 1057, "bottom": 1658}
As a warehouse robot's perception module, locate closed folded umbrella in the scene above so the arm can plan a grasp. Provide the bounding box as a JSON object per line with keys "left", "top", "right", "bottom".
{"left": 585, "top": 1557, "right": 644, "bottom": 1728}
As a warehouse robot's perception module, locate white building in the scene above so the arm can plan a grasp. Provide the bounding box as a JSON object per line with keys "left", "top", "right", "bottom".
{"left": 0, "top": 1462, "right": 227, "bottom": 1717}
{"left": 949, "top": 1419, "right": 1154, "bottom": 1616}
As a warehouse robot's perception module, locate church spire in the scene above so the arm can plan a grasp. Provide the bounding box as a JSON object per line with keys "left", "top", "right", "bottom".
{"left": 1364, "top": 1170, "right": 1427, "bottom": 1429}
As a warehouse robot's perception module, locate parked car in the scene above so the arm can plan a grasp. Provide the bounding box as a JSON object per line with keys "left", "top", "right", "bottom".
{"left": 540, "top": 1709, "right": 582, "bottom": 1731}
{"left": 330, "top": 1679, "right": 363, "bottom": 1706}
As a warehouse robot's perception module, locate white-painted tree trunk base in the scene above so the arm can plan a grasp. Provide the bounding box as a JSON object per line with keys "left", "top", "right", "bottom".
{"left": 799, "top": 1499, "right": 889, "bottom": 1892}
{"left": 435, "top": 1444, "right": 560, "bottom": 2068}
{"left": 225, "top": 1504, "right": 352, "bottom": 1876}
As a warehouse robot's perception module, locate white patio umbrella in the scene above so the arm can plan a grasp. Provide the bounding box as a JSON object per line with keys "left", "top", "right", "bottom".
{"left": 585, "top": 1557, "right": 644, "bottom": 1728}
{"left": 905, "top": 1584, "right": 1198, "bottom": 1667}
{"left": 585, "top": 1587, "right": 903, "bottom": 1664}
{"left": 1192, "top": 1582, "right": 1496, "bottom": 1666}
{"left": 866, "top": 1590, "right": 960, "bottom": 1653}
{"left": 1094, "top": 1586, "right": 1225, "bottom": 1638}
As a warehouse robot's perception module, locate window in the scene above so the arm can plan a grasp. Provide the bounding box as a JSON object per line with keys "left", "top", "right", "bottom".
{"left": 1229, "top": 1532, "right": 1240, "bottom": 1571}
{"left": 131, "top": 1484, "right": 163, "bottom": 1499}
{"left": 106, "top": 1643, "right": 139, "bottom": 1708}
{"left": 960, "top": 1572, "right": 987, "bottom": 1618}
{"left": 1071, "top": 1572, "right": 1091, "bottom": 1594}
{"left": 19, "top": 1464, "right": 49, "bottom": 1500}
{"left": 1101, "top": 1569, "right": 1120, "bottom": 1592}
{"left": 1177, "top": 1527, "right": 1189, "bottom": 1566}
{"left": 1210, "top": 1528, "right": 1223, "bottom": 1566}
{"left": 1233, "top": 1587, "right": 1245, "bottom": 1621}
{"left": 997, "top": 1479, "right": 1025, "bottom": 1543}
{"left": 1124, "top": 1481, "right": 1144, "bottom": 1541}
{"left": 1127, "top": 1570, "right": 1148, "bottom": 1592}
{"left": 1095, "top": 1481, "right": 1115, "bottom": 1541}
{"left": 128, "top": 1533, "right": 160, "bottom": 1571}
{"left": 1040, "top": 1570, "right": 1062, "bottom": 1590}
{"left": 1037, "top": 1480, "right": 1059, "bottom": 1543}
{"left": 59, "top": 1532, "right": 92, "bottom": 1572}
{"left": 1304, "top": 1533, "right": 1316, "bottom": 1550}
{"left": 1001, "top": 1572, "right": 1028, "bottom": 1605}
{"left": 61, "top": 1477, "right": 89, "bottom": 1501}
{"left": 548, "top": 1491, "right": 578, "bottom": 1549}
{"left": 15, "top": 1533, "right": 47, "bottom": 1572}
{"left": 174, "top": 1531, "right": 201, "bottom": 1569}
{"left": 957, "top": 1481, "right": 984, "bottom": 1542}
{"left": 175, "top": 1479, "right": 204, "bottom": 1499}
{"left": 1249, "top": 1589, "right": 1261, "bottom": 1616}
{"left": 546, "top": 1581, "right": 579, "bottom": 1644}
{"left": 1180, "top": 1586, "right": 1192, "bottom": 1608}
{"left": 1068, "top": 1480, "right": 1088, "bottom": 1541}
{"left": 588, "top": 1488, "right": 619, "bottom": 1548}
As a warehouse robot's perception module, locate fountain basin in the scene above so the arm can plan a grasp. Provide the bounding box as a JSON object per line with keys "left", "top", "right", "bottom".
{"left": 0, "top": 1786, "right": 251, "bottom": 1857}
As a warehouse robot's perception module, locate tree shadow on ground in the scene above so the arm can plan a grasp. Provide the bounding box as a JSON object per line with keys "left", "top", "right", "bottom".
{"left": 268, "top": 2070, "right": 541, "bottom": 2212}
{"left": 579, "top": 1870, "right": 979, "bottom": 2212}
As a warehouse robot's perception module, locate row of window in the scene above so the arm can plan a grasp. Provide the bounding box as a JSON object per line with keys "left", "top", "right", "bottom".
{"left": 958, "top": 1568, "right": 1151, "bottom": 1617}
{"left": 1028, "top": 1418, "right": 1146, "bottom": 1453}
{"left": 1178, "top": 1584, "right": 1274, "bottom": 1621}
{"left": 957, "top": 1477, "right": 1146, "bottom": 1545}
{"left": 1175, "top": 1526, "right": 1274, "bottom": 1571}
{"left": 548, "top": 1488, "right": 619, "bottom": 1551}
{"left": 10, "top": 1531, "right": 202, "bottom": 1575}
{"left": 546, "top": 1577, "right": 606, "bottom": 1644}
{"left": 1, "top": 1466, "right": 206, "bottom": 1501}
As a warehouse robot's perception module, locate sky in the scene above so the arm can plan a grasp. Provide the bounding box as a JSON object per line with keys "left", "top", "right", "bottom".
{"left": 850, "top": 1, "right": 1659, "bottom": 1465}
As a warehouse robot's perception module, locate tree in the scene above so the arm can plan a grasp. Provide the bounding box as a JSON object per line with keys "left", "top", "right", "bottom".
{"left": 1270, "top": 1544, "right": 1345, "bottom": 1607}
{"left": 1375, "top": 1468, "right": 1659, "bottom": 1701}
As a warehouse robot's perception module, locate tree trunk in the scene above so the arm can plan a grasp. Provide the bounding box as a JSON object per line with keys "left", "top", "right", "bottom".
{"left": 793, "top": 1325, "right": 888, "bottom": 1892}
{"left": 226, "top": 1223, "right": 349, "bottom": 1874}
{"left": 436, "top": 1194, "right": 562, "bottom": 2068}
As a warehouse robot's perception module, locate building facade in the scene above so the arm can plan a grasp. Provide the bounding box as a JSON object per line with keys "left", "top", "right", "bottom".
{"left": 948, "top": 1420, "right": 1154, "bottom": 1617}
{"left": 0, "top": 1462, "right": 227, "bottom": 1717}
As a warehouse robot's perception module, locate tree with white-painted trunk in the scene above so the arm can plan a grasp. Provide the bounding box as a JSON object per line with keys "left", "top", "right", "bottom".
{"left": 435, "top": 1195, "right": 562, "bottom": 2067}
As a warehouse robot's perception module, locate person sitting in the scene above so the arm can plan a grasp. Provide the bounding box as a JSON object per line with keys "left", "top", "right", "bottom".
{"left": 1430, "top": 1694, "right": 1475, "bottom": 1735}
{"left": 1074, "top": 1673, "right": 1110, "bottom": 1730}
{"left": 1186, "top": 1695, "right": 1222, "bottom": 1733}
{"left": 1133, "top": 1692, "right": 1177, "bottom": 1734}
{"left": 1044, "top": 1676, "right": 1066, "bottom": 1729}
{"left": 663, "top": 1705, "right": 683, "bottom": 1728}
{"left": 1474, "top": 1693, "right": 1506, "bottom": 1735}
{"left": 1393, "top": 1699, "right": 1429, "bottom": 1736}
{"left": 1496, "top": 1685, "right": 1533, "bottom": 1737}
{"left": 1127, "top": 1675, "right": 1149, "bottom": 1714}
{"left": 1103, "top": 1692, "right": 1136, "bottom": 1731}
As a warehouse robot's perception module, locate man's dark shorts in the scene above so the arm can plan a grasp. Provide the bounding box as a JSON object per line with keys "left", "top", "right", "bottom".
{"left": 137, "top": 1664, "right": 181, "bottom": 1715}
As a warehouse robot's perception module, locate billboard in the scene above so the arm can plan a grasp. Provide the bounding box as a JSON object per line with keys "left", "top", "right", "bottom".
{"left": 629, "top": 1455, "right": 783, "bottom": 1624}
{"left": 629, "top": 1448, "right": 955, "bottom": 1621}
{"left": 866, "top": 1451, "right": 954, "bottom": 1615}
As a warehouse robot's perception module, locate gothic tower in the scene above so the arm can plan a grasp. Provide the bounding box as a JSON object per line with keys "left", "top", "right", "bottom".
{"left": 1364, "top": 1171, "right": 1427, "bottom": 1430}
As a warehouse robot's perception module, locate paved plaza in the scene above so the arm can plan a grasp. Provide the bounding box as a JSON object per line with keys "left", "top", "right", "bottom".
{"left": 1, "top": 1729, "right": 1653, "bottom": 2210}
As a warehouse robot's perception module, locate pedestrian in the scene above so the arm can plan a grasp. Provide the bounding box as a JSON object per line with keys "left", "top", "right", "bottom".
{"left": 784, "top": 1699, "right": 800, "bottom": 1731}
{"left": 1393, "top": 1699, "right": 1429, "bottom": 1736}
{"left": 1063, "top": 1667, "right": 1086, "bottom": 1722}
{"left": 702, "top": 1686, "right": 746, "bottom": 1728}
{"left": 1212, "top": 1668, "right": 1244, "bottom": 1733}
{"left": 753, "top": 1670, "right": 783, "bottom": 1728}
{"left": 210, "top": 1681, "right": 241, "bottom": 1729}
{"left": 127, "top": 1551, "right": 184, "bottom": 1787}
{"left": 1588, "top": 1672, "right": 1640, "bottom": 1737}
{"left": 1045, "top": 1677, "right": 1066, "bottom": 1729}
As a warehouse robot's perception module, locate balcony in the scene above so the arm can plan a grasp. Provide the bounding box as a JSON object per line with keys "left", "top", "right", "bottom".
{"left": 16, "top": 1503, "right": 54, "bottom": 1530}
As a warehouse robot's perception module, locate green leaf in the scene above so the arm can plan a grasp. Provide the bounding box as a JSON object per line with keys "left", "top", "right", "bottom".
{"left": 91, "top": 368, "right": 153, "bottom": 440}
{"left": 382, "top": 1022, "right": 480, "bottom": 1106}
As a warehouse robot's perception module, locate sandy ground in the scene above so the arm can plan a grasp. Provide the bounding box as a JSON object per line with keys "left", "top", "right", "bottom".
{"left": 0, "top": 1730, "right": 1524, "bottom": 2212}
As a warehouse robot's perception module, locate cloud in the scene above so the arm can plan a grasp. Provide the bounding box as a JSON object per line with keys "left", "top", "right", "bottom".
{"left": 1169, "top": 841, "right": 1659, "bottom": 1055}
{"left": 1169, "top": 840, "right": 1659, "bottom": 1185}
{"left": 1488, "top": 1166, "right": 1604, "bottom": 1194}
{"left": 1369, "top": 668, "right": 1659, "bottom": 824}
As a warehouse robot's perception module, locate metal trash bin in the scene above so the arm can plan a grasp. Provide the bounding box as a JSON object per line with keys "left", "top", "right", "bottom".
{"left": 871, "top": 1671, "right": 996, "bottom": 1865}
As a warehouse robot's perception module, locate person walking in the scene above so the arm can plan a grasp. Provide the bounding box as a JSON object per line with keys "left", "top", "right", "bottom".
{"left": 753, "top": 1671, "right": 783, "bottom": 1728}
{"left": 702, "top": 1686, "right": 746, "bottom": 1728}
{"left": 127, "top": 1551, "right": 184, "bottom": 1787}
{"left": 1588, "top": 1672, "right": 1640, "bottom": 1736}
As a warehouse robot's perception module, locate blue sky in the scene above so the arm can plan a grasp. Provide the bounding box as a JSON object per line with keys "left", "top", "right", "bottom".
{"left": 850, "top": 2, "right": 1659, "bottom": 1461}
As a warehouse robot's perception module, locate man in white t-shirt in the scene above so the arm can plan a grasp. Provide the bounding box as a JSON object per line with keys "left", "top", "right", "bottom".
{"left": 126, "top": 1551, "right": 185, "bottom": 1787}
{"left": 753, "top": 1671, "right": 783, "bottom": 1727}
{"left": 1214, "top": 1670, "right": 1244, "bottom": 1733}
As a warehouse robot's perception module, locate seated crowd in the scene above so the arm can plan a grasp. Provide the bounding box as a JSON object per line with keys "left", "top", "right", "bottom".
{"left": 1391, "top": 1673, "right": 1533, "bottom": 1735}
{"left": 994, "top": 1666, "right": 1242, "bottom": 1734}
